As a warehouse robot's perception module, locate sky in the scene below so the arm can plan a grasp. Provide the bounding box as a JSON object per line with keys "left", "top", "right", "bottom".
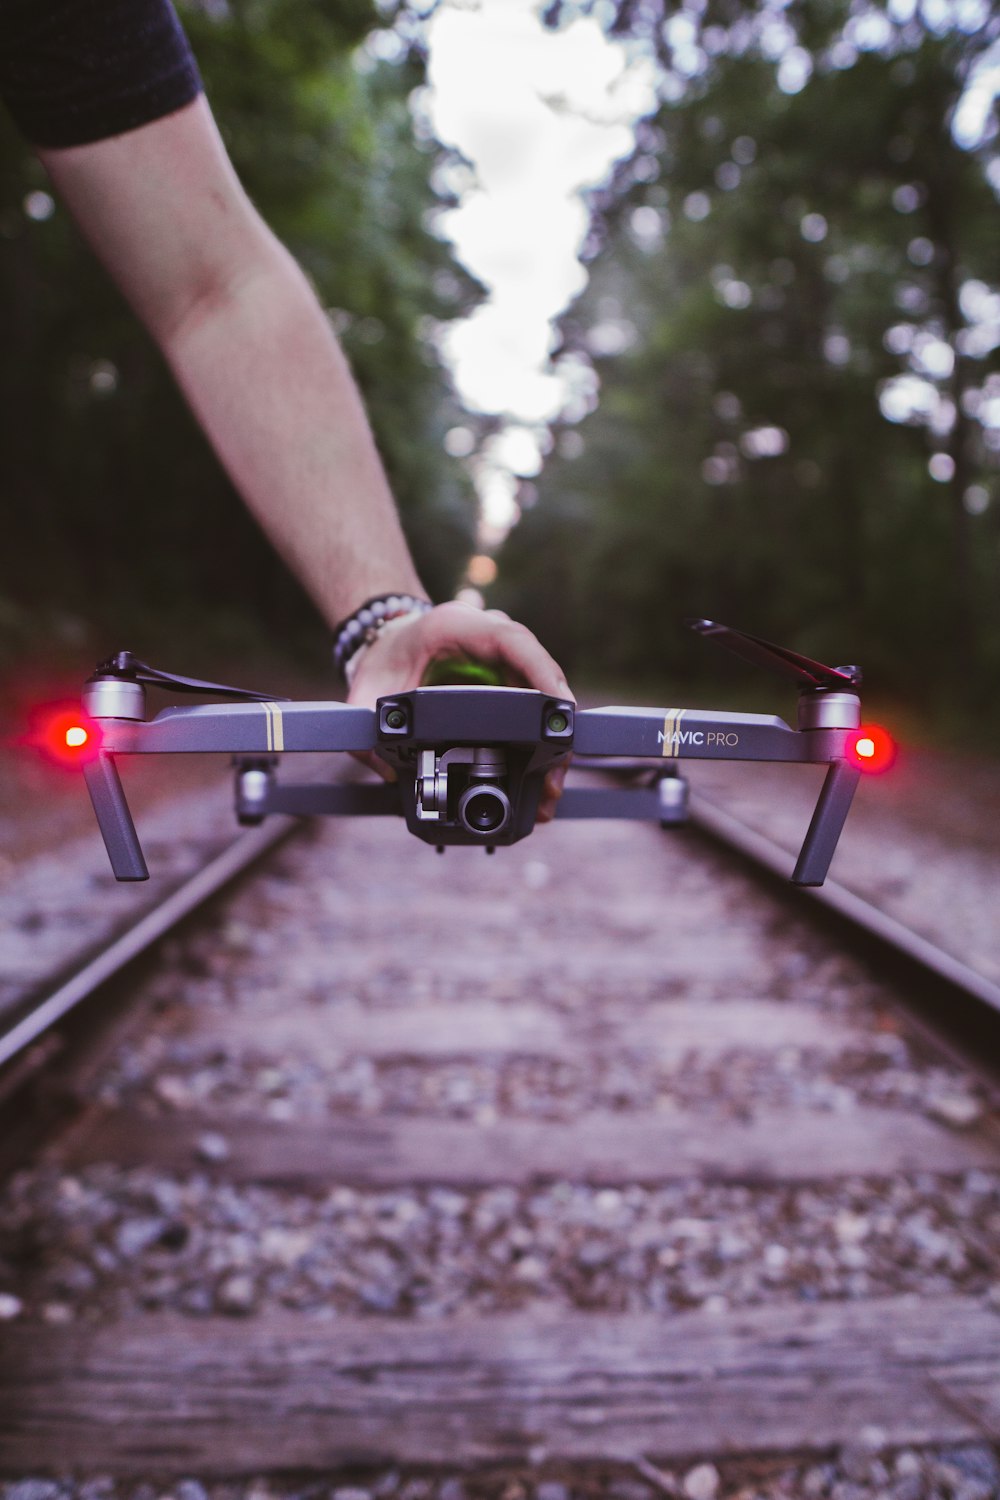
{"left": 417, "top": 0, "right": 658, "bottom": 537}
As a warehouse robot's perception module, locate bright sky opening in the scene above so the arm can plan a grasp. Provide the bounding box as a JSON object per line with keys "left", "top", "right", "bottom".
{"left": 420, "top": 0, "right": 656, "bottom": 538}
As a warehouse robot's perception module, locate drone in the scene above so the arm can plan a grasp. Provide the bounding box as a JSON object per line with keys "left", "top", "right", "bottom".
{"left": 40, "top": 619, "right": 893, "bottom": 888}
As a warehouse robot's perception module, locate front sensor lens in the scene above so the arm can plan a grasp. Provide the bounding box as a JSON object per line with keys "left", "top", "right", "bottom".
{"left": 385, "top": 708, "right": 407, "bottom": 730}
{"left": 547, "top": 710, "right": 569, "bottom": 734}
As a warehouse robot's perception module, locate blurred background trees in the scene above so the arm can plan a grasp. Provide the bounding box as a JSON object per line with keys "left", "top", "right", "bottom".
{"left": 0, "top": 0, "right": 480, "bottom": 670}
{"left": 2, "top": 0, "right": 998, "bottom": 728}
{"left": 496, "top": 1, "right": 1000, "bottom": 717}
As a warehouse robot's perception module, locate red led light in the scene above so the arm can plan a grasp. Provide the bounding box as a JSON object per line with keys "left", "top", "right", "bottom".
{"left": 30, "top": 704, "right": 102, "bottom": 768}
{"left": 847, "top": 724, "right": 895, "bottom": 774}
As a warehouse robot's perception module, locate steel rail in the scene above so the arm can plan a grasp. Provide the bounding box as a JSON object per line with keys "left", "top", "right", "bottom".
{"left": 687, "top": 790, "right": 1000, "bottom": 1080}
{"left": 0, "top": 815, "right": 302, "bottom": 1070}
{"left": 4, "top": 773, "right": 998, "bottom": 1083}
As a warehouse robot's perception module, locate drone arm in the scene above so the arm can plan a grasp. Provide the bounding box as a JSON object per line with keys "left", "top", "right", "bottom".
{"left": 574, "top": 706, "right": 807, "bottom": 762}
{"left": 83, "top": 754, "right": 149, "bottom": 882}
{"left": 792, "top": 760, "right": 861, "bottom": 886}
{"left": 239, "top": 778, "right": 403, "bottom": 819}
{"left": 95, "top": 700, "right": 376, "bottom": 755}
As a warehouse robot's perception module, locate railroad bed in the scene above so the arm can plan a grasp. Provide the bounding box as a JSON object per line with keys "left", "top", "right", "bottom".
{"left": 1, "top": 809, "right": 999, "bottom": 1498}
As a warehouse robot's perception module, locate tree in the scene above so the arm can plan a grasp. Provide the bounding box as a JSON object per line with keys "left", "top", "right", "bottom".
{"left": 498, "top": 1, "right": 1000, "bottom": 706}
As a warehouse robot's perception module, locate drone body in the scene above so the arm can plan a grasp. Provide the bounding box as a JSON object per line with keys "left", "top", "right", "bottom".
{"left": 55, "top": 622, "right": 891, "bottom": 888}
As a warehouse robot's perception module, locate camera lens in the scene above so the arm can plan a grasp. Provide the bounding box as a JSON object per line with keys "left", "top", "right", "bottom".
{"left": 458, "top": 783, "right": 511, "bottom": 836}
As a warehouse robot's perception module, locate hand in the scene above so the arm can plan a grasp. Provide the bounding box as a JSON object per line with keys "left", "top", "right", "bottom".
{"left": 346, "top": 600, "right": 573, "bottom": 822}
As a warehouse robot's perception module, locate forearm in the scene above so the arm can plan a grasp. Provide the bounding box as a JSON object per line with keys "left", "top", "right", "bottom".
{"left": 38, "top": 98, "right": 424, "bottom": 631}
{"left": 162, "top": 235, "right": 425, "bottom": 629}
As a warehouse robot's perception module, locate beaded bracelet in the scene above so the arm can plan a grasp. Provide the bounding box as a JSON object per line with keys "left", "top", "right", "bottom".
{"left": 332, "top": 593, "right": 433, "bottom": 681}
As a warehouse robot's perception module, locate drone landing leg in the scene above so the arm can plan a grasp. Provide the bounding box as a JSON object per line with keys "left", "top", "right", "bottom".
{"left": 84, "top": 754, "right": 149, "bottom": 882}
{"left": 792, "top": 761, "right": 861, "bottom": 887}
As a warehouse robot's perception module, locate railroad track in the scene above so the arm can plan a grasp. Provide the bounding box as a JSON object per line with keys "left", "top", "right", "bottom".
{"left": 1, "top": 790, "right": 998, "bottom": 1493}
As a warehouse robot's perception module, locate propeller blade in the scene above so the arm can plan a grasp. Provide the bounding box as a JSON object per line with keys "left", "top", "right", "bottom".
{"left": 686, "top": 619, "right": 861, "bottom": 691}
{"left": 88, "top": 651, "right": 285, "bottom": 703}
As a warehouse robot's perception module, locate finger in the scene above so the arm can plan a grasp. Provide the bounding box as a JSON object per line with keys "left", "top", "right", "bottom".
{"left": 349, "top": 748, "right": 397, "bottom": 783}
{"left": 419, "top": 602, "right": 571, "bottom": 698}
{"left": 537, "top": 761, "right": 568, "bottom": 823}
{"left": 470, "top": 618, "right": 572, "bottom": 700}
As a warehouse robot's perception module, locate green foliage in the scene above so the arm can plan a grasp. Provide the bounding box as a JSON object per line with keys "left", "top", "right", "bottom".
{"left": 0, "top": 1, "right": 480, "bottom": 664}
{"left": 498, "top": 2, "right": 1000, "bottom": 710}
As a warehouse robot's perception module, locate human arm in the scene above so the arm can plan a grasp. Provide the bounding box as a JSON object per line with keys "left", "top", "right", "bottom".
{"left": 37, "top": 94, "right": 424, "bottom": 631}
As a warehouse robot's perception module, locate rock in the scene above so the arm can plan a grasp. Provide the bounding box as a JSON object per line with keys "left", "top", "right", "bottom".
{"left": 180, "top": 1285, "right": 214, "bottom": 1315}
{"left": 682, "top": 1463, "right": 719, "bottom": 1500}
{"left": 154, "top": 1075, "right": 194, "bottom": 1108}
{"left": 607, "top": 1482, "right": 657, "bottom": 1500}
{"left": 936, "top": 1444, "right": 1000, "bottom": 1486}
{"left": 833, "top": 1210, "right": 870, "bottom": 1245}
{"left": 0, "top": 1292, "right": 24, "bottom": 1319}
{"left": 576, "top": 1239, "right": 612, "bottom": 1269}
{"left": 437, "top": 1482, "right": 468, "bottom": 1500}
{"left": 360, "top": 1282, "right": 400, "bottom": 1313}
{"left": 840, "top": 1443, "right": 873, "bottom": 1483}
{"left": 244, "top": 1484, "right": 277, "bottom": 1500}
{"left": 196, "top": 1131, "right": 231, "bottom": 1164}
{"left": 927, "top": 1092, "right": 982, "bottom": 1129}
{"left": 78, "top": 1481, "right": 115, "bottom": 1500}
{"left": 399, "top": 1484, "right": 432, "bottom": 1500}
{"left": 4, "top": 1484, "right": 64, "bottom": 1500}
{"left": 176, "top": 1483, "right": 210, "bottom": 1500}
{"left": 41, "top": 1301, "right": 73, "bottom": 1324}
{"left": 260, "top": 1227, "right": 313, "bottom": 1266}
{"left": 53, "top": 1258, "right": 97, "bottom": 1293}
{"left": 115, "top": 1215, "right": 169, "bottom": 1258}
{"left": 216, "top": 1273, "right": 257, "bottom": 1314}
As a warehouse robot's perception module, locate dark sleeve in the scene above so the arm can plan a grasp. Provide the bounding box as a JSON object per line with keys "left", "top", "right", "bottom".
{"left": 0, "top": 0, "right": 202, "bottom": 149}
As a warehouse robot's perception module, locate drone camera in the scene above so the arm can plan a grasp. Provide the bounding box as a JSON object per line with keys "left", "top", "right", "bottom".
{"left": 458, "top": 781, "right": 512, "bottom": 836}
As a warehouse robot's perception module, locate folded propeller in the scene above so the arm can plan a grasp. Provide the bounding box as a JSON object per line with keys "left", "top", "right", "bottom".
{"left": 687, "top": 619, "right": 861, "bottom": 692}
{"left": 88, "top": 650, "right": 283, "bottom": 703}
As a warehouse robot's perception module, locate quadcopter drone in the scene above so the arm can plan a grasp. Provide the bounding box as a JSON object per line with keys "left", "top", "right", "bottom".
{"left": 40, "top": 619, "right": 893, "bottom": 888}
